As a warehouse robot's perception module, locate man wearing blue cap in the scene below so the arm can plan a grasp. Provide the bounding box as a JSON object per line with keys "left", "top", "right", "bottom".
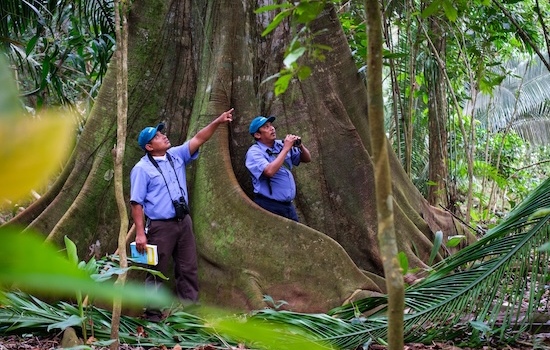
{"left": 130, "top": 108, "right": 233, "bottom": 319}
{"left": 245, "top": 116, "right": 311, "bottom": 222}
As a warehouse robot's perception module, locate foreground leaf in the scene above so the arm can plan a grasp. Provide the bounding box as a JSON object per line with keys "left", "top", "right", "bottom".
{"left": 0, "top": 226, "right": 174, "bottom": 309}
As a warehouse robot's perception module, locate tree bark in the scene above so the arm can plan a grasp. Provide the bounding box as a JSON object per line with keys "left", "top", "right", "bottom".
{"left": 110, "top": 0, "right": 129, "bottom": 346}
{"left": 426, "top": 17, "right": 449, "bottom": 208}
{"left": 365, "top": 0, "right": 404, "bottom": 347}
{"left": 10, "top": 0, "right": 468, "bottom": 312}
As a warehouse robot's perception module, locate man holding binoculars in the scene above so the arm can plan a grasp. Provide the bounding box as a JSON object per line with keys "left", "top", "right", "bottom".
{"left": 245, "top": 115, "right": 311, "bottom": 222}
{"left": 130, "top": 108, "right": 233, "bottom": 320}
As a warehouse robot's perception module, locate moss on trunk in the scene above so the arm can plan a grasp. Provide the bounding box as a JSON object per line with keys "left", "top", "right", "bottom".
{"left": 10, "top": 0, "right": 469, "bottom": 312}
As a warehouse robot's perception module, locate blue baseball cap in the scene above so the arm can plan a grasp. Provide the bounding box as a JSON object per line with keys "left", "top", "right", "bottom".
{"left": 138, "top": 123, "right": 165, "bottom": 150}
{"left": 249, "top": 116, "right": 275, "bottom": 135}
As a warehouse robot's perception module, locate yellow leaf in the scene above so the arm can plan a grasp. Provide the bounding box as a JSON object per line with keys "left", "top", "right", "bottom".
{"left": 0, "top": 113, "right": 74, "bottom": 205}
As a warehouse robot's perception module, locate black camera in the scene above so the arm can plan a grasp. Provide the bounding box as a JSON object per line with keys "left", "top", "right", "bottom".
{"left": 173, "top": 196, "right": 190, "bottom": 220}
{"left": 293, "top": 138, "right": 302, "bottom": 147}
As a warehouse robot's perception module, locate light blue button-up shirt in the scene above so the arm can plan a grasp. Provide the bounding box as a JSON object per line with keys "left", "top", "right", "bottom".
{"left": 245, "top": 140, "right": 302, "bottom": 202}
{"left": 130, "top": 142, "right": 198, "bottom": 220}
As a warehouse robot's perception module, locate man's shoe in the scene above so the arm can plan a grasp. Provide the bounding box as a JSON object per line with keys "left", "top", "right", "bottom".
{"left": 142, "top": 309, "right": 164, "bottom": 322}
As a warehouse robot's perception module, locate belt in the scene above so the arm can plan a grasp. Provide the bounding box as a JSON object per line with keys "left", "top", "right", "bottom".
{"left": 255, "top": 193, "right": 292, "bottom": 206}
{"left": 150, "top": 217, "right": 181, "bottom": 222}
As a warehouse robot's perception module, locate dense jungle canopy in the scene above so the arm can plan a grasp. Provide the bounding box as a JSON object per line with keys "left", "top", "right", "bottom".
{"left": 3, "top": 0, "right": 550, "bottom": 316}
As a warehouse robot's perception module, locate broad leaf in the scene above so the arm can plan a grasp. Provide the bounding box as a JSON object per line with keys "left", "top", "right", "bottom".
{"left": 0, "top": 226, "right": 175, "bottom": 309}
{"left": 0, "top": 114, "right": 74, "bottom": 206}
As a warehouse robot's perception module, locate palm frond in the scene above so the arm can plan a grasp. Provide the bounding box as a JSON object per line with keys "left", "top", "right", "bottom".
{"left": 0, "top": 291, "right": 220, "bottom": 348}
{"left": 475, "top": 53, "right": 550, "bottom": 146}
{"left": 323, "top": 176, "right": 550, "bottom": 345}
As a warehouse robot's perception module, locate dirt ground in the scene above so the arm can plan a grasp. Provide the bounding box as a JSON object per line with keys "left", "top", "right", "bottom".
{"left": 1, "top": 332, "right": 549, "bottom": 350}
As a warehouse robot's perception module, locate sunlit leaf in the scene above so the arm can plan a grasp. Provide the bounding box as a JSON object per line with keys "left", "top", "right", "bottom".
{"left": 64, "top": 235, "right": 79, "bottom": 265}
{"left": 46, "top": 314, "right": 84, "bottom": 332}
{"left": 446, "top": 235, "right": 465, "bottom": 248}
{"left": 284, "top": 47, "right": 306, "bottom": 68}
{"left": 0, "top": 113, "right": 74, "bottom": 206}
{"left": 529, "top": 207, "right": 550, "bottom": 220}
{"left": 274, "top": 73, "right": 292, "bottom": 96}
{"left": 261, "top": 10, "right": 291, "bottom": 37}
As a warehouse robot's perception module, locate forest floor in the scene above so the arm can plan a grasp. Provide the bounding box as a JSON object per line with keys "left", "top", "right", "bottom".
{"left": 0, "top": 331, "right": 549, "bottom": 350}
{"left": 3, "top": 201, "right": 550, "bottom": 349}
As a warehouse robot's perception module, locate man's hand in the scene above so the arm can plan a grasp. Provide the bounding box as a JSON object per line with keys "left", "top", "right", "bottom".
{"left": 130, "top": 202, "right": 148, "bottom": 253}
{"left": 189, "top": 108, "right": 235, "bottom": 154}
{"left": 135, "top": 232, "right": 148, "bottom": 254}
{"left": 216, "top": 108, "right": 234, "bottom": 124}
{"left": 283, "top": 134, "right": 300, "bottom": 150}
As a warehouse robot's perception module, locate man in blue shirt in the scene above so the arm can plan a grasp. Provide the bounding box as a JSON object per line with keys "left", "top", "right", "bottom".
{"left": 130, "top": 108, "right": 233, "bottom": 320}
{"left": 245, "top": 116, "right": 311, "bottom": 222}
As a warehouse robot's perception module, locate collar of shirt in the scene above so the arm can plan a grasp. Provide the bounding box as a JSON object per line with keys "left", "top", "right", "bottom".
{"left": 152, "top": 155, "right": 167, "bottom": 161}
{"left": 257, "top": 140, "right": 282, "bottom": 155}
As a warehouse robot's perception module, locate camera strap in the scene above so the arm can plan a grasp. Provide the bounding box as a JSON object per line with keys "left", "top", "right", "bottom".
{"left": 147, "top": 152, "right": 188, "bottom": 205}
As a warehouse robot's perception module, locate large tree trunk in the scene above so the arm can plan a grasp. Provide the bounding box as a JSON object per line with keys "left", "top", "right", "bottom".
{"left": 10, "top": 0, "right": 467, "bottom": 312}
{"left": 426, "top": 16, "right": 449, "bottom": 208}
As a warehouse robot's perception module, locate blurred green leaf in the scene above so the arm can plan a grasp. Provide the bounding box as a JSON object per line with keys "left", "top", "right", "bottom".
{"left": 0, "top": 225, "right": 175, "bottom": 309}
{"left": 397, "top": 251, "right": 409, "bottom": 275}
{"left": 0, "top": 54, "right": 22, "bottom": 115}
{"left": 207, "top": 313, "right": 333, "bottom": 350}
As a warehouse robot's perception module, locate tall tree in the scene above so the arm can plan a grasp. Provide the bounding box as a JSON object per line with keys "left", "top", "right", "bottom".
{"left": 365, "top": 0, "right": 404, "bottom": 347}
{"left": 9, "top": 0, "right": 464, "bottom": 312}
{"left": 425, "top": 15, "right": 449, "bottom": 208}
{"left": 110, "top": 0, "right": 129, "bottom": 346}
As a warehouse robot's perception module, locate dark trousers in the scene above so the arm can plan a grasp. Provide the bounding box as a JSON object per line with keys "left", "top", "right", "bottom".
{"left": 145, "top": 215, "right": 198, "bottom": 303}
{"left": 254, "top": 195, "right": 299, "bottom": 222}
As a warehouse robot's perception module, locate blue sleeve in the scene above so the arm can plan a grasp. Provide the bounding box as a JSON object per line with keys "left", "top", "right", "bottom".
{"left": 290, "top": 148, "right": 301, "bottom": 166}
{"left": 170, "top": 141, "right": 199, "bottom": 165}
{"left": 245, "top": 145, "right": 269, "bottom": 180}
{"left": 130, "top": 165, "right": 148, "bottom": 205}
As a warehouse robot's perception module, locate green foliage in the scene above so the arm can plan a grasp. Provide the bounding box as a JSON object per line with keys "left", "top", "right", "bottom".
{"left": 208, "top": 312, "right": 334, "bottom": 350}
{"left": 421, "top": 0, "right": 458, "bottom": 21}
{"left": 263, "top": 295, "right": 289, "bottom": 310}
{"left": 1, "top": 0, "right": 115, "bottom": 109}
{"left": 0, "top": 225, "right": 174, "bottom": 309}
{"left": 256, "top": 1, "right": 332, "bottom": 96}
{"left": 397, "top": 251, "right": 409, "bottom": 274}
{"left": 428, "top": 230, "right": 443, "bottom": 266}
{"left": 328, "top": 176, "right": 550, "bottom": 345}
